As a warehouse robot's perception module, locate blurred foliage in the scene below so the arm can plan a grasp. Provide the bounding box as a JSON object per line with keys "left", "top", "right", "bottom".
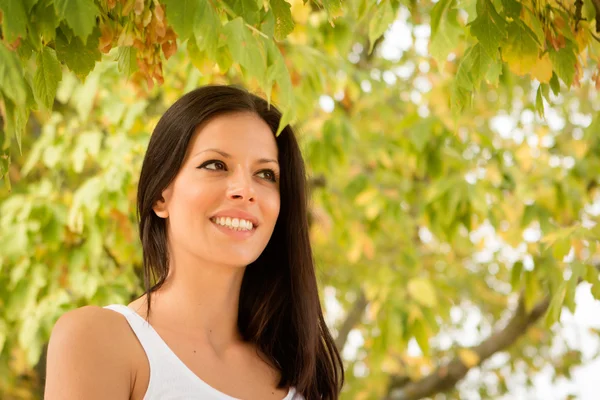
{"left": 1, "top": 0, "right": 600, "bottom": 399}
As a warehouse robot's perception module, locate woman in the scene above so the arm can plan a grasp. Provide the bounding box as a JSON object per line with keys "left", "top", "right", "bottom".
{"left": 44, "top": 85, "right": 344, "bottom": 399}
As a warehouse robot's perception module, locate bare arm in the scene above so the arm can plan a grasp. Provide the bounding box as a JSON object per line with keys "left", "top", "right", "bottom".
{"left": 44, "top": 306, "right": 132, "bottom": 400}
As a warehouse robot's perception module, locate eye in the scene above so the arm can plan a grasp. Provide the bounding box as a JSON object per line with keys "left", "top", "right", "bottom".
{"left": 199, "top": 160, "right": 227, "bottom": 171}
{"left": 257, "top": 169, "right": 278, "bottom": 182}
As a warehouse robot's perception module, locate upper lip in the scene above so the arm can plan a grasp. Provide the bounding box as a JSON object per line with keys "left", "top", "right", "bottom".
{"left": 210, "top": 209, "right": 259, "bottom": 226}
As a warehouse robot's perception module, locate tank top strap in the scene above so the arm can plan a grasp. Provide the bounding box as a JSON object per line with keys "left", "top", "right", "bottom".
{"left": 104, "top": 304, "right": 170, "bottom": 366}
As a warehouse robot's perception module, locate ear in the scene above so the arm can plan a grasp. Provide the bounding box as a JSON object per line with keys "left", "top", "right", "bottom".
{"left": 152, "top": 187, "right": 172, "bottom": 218}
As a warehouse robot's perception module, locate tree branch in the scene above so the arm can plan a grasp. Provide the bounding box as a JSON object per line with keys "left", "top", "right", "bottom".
{"left": 334, "top": 290, "right": 368, "bottom": 351}
{"left": 385, "top": 294, "right": 550, "bottom": 400}
{"left": 591, "top": 0, "right": 600, "bottom": 33}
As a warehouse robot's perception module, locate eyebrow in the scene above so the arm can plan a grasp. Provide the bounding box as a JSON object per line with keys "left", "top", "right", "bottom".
{"left": 194, "top": 148, "right": 279, "bottom": 165}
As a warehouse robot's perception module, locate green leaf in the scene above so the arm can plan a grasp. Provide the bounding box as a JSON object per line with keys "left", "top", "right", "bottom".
{"left": 24, "top": 0, "right": 38, "bottom": 11}
{"left": 523, "top": 270, "right": 540, "bottom": 312}
{"left": 511, "top": 261, "right": 523, "bottom": 289}
{"left": 3, "top": 98, "right": 28, "bottom": 154}
{"left": 368, "top": 0, "right": 396, "bottom": 54}
{"left": 260, "top": 8, "right": 276, "bottom": 39}
{"left": 193, "top": 1, "right": 222, "bottom": 60}
{"left": 545, "top": 282, "right": 566, "bottom": 328}
{"left": 55, "top": 28, "right": 101, "bottom": 79}
{"left": 540, "top": 82, "right": 551, "bottom": 103}
{"left": 270, "top": 0, "right": 294, "bottom": 41}
{"left": 34, "top": 47, "right": 62, "bottom": 110}
{"left": 53, "top": 0, "right": 99, "bottom": 44}
{"left": 407, "top": 277, "right": 438, "bottom": 308}
{"left": 552, "top": 237, "right": 572, "bottom": 261}
{"left": 162, "top": 0, "right": 198, "bottom": 40}
{"left": 262, "top": 37, "right": 294, "bottom": 134}
{"left": 549, "top": 72, "right": 560, "bottom": 95}
{"left": 485, "top": 57, "right": 502, "bottom": 86}
{"left": 430, "top": 0, "right": 462, "bottom": 67}
{"left": 549, "top": 42, "right": 577, "bottom": 88}
{"left": 0, "top": 43, "right": 28, "bottom": 105}
{"left": 0, "top": 0, "right": 28, "bottom": 43}
{"left": 225, "top": 0, "right": 261, "bottom": 25}
{"left": 501, "top": 21, "right": 539, "bottom": 76}
{"left": 322, "top": 0, "right": 343, "bottom": 21}
{"left": 523, "top": 7, "right": 544, "bottom": 44}
{"left": 412, "top": 318, "right": 430, "bottom": 356}
{"left": 223, "top": 17, "right": 267, "bottom": 84}
{"left": 470, "top": 0, "right": 506, "bottom": 58}
{"left": 455, "top": 43, "right": 493, "bottom": 91}
{"left": 500, "top": 0, "right": 521, "bottom": 18}
{"left": 117, "top": 46, "right": 138, "bottom": 77}
{"left": 31, "top": 0, "right": 60, "bottom": 44}
{"left": 535, "top": 85, "right": 545, "bottom": 117}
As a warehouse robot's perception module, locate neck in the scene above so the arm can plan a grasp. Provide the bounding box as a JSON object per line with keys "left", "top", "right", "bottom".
{"left": 139, "top": 249, "right": 247, "bottom": 355}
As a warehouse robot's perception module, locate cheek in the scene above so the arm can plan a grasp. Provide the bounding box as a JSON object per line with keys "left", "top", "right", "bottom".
{"left": 265, "top": 192, "right": 281, "bottom": 222}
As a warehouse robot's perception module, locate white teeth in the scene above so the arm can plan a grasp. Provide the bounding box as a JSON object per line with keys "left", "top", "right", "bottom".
{"left": 212, "top": 217, "right": 254, "bottom": 231}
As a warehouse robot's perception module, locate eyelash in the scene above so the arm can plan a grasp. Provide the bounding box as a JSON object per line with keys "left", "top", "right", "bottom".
{"left": 198, "top": 160, "right": 278, "bottom": 183}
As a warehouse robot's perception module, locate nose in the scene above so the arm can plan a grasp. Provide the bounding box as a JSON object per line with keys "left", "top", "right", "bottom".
{"left": 226, "top": 165, "right": 256, "bottom": 203}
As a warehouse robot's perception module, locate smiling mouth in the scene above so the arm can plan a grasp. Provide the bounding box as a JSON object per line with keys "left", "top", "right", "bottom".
{"left": 209, "top": 217, "right": 257, "bottom": 232}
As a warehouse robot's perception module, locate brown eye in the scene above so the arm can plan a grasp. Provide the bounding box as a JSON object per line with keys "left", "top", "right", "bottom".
{"left": 257, "top": 169, "right": 277, "bottom": 182}
{"left": 199, "top": 160, "right": 227, "bottom": 171}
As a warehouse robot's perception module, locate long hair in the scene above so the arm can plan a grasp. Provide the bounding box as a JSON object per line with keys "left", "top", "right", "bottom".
{"left": 136, "top": 85, "right": 344, "bottom": 399}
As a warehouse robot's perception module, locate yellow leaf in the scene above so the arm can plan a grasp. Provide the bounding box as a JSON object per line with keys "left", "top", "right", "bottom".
{"left": 531, "top": 53, "right": 553, "bottom": 83}
{"left": 407, "top": 277, "right": 438, "bottom": 308}
{"left": 501, "top": 23, "right": 539, "bottom": 76}
{"left": 355, "top": 188, "right": 378, "bottom": 206}
{"left": 575, "top": 23, "right": 589, "bottom": 53}
{"left": 458, "top": 348, "right": 480, "bottom": 367}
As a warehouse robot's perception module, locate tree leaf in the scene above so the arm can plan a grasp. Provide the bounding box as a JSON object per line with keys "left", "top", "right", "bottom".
{"left": 501, "top": 21, "right": 539, "bottom": 76}
{"left": 549, "top": 42, "right": 577, "bottom": 88}
{"left": 535, "top": 85, "right": 545, "bottom": 117}
{"left": 33, "top": 47, "right": 62, "bottom": 110}
{"left": 2, "top": 97, "right": 28, "bottom": 154}
{"left": 545, "top": 282, "right": 566, "bottom": 328}
{"left": 322, "top": 0, "right": 343, "bottom": 21}
{"left": 511, "top": 261, "right": 523, "bottom": 289}
{"left": 412, "top": 318, "right": 430, "bottom": 356}
{"left": 0, "top": 0, "right": 28, "bottom": 43}
{"left": 223, "top": 17, "right": 267, "bottom": 84}
{"left": 500, "top": 0, "right": 521, "bottom": 18}
{"left": 549, "top": 72, "right": 560, "bottom": 95}
{"left": 470, "top": 0, "right": 506, "bottom": 58}
{"left": 407, "top": 277, "right": 438, "bottom": 308}
{"left": 531, "top": 53, "right": 553, "bottom": 83}
{"left": 270, "top": 0, "right": 294, "bottom": 41}
{"left": 368, "top": 0, "right": 395, "bottom": 54}
{"left": 430, "top": 0, "right": 462, "bottom": 67}
{"left": 193, "top": 0, "right": 222, "bottom": 60}
{"left": 55, "top": 28, "right": 101, "bottom": 79}
{"left": 117, "top": 46, "right": 138, "bottom": 77}
{"left": 23, "top": 0, "right": 38, "bottom": 12}
{"left": 224, "top": 0, "right": 261, "bottom": 25}
{"left": 0, "top": 43, "right": 28, "bottom": 105}
{"left": 32, "top": 0, "right": 60, "bottom": 44}
{"left": 456, "top": 43, "right": 493, "bottom": 91}
{"left": 53, "top": 0, "right": 99, "bottom": 44}
{"left": 162, "top": 0, "right": 198, "bottom": 40}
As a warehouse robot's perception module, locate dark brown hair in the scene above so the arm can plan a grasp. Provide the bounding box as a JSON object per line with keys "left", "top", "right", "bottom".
{"left": 136, "top": 85, "right": 344, "bottom": 399}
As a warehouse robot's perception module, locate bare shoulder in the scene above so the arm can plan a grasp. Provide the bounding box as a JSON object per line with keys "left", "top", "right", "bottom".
{"left": 44, "top": 306, "right": 134, "bottom": 400}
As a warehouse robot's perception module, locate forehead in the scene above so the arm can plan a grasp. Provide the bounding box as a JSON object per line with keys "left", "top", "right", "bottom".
{"left": 188, "top": 112, "right": 278, "bottom": 158}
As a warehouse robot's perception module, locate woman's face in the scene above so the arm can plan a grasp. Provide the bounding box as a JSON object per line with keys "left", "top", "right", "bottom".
{"left": 153, "top": 112, "right": 281, "bottom": 268}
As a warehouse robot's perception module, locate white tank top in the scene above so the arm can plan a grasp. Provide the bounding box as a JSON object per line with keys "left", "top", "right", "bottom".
{"left": 104, "top": 304, "right": 301, "bottom": 400}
